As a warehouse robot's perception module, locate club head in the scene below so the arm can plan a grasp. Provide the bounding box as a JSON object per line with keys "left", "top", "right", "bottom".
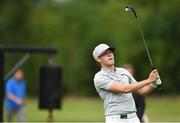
{"left": 125, "top": 4, "right": 137, "bottom": 18}
{"left": 125, "top": 5, "right": 133, "bottom": 12}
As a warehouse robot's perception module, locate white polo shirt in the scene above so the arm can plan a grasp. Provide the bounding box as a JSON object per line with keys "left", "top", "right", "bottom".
{"left": 94, "top": 67, "right": 137, "bottom": 116}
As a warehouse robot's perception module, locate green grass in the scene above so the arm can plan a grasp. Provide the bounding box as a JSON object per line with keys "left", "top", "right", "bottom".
{"left": 4, "top": 96, "right": 180, "bottom": 122}
{"left": 146, "top": 96, "right": 180, "bottom": 122}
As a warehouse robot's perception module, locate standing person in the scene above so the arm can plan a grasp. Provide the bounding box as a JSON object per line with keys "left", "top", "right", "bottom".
{"left": 93, "top": 44, "right": 159, "bottom": 123}
{"left": 5, "top": 69, "right": 26, "bottom": 122}
{"left": 123, "top": 64, "right": 149, "bottom": 122}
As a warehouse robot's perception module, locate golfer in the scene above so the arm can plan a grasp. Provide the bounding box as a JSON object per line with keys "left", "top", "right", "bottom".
{"left": 93, "top": 43, "right": 159, "bottom": 123}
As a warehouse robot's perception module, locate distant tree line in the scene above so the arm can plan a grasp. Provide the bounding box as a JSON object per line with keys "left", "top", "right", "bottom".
{"left": 0, "top": 0, "right": 180, "bottom": 96}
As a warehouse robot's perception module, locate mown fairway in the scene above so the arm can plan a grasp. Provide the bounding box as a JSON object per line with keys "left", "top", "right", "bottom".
{"left": 4, "top": 96, "right": 180, "bottom": 122}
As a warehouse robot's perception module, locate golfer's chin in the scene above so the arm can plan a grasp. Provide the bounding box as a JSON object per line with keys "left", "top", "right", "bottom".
{"left": 105, "top": 62, "right": 114, "bottom": 67}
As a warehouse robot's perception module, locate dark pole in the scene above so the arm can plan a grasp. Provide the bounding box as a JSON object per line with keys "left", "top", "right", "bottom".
{"left": 0, "top": 46, "right": 58, "bottom": 122}
{"left": 0, "top": 51, "right": 5, "bottom": 122}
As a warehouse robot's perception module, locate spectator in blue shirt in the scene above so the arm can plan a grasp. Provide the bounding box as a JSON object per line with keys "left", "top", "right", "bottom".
{"left": 5, "top": 69, "right": 26, "bottom": 122}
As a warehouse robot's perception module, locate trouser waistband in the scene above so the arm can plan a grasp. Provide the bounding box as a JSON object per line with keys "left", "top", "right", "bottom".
{"left": 106, "top": 112, "right": 137, "bottom": 119}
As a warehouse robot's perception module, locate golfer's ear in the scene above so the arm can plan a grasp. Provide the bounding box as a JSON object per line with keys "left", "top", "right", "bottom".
{"left": 96, "top": 57, "right": 101, "bottom": 63}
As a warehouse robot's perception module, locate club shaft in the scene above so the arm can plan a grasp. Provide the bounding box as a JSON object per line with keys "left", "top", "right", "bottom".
{"left": 126, "top": 5, "right": 162, "bottom": 89}
{"left": 135, "top": 18, "right": 154, "bottom": 68}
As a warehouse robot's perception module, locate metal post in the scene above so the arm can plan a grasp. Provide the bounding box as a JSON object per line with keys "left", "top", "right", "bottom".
{"left": 47, "top": 55, "right": 55, "bottom": 122}
{"left": 47, "top": 109, "right": 54, "bottom": 122}
{"left": 0, "top": 51, "right": 4, "bottom": 122}
{"left": 48, "top": 55, "right": 55, "bottom": 65}
{"left": 0, "top": 46, "right": 58, "bottom": 122}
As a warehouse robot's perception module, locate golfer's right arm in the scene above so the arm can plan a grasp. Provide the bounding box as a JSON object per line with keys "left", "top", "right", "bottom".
{"left": 109, "top": 69, "right": 158, "bottom": 93}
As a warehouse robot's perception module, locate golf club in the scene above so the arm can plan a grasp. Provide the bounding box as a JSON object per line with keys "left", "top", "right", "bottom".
{"left": 125, "top": 4, "right": 162, "bottom": 89}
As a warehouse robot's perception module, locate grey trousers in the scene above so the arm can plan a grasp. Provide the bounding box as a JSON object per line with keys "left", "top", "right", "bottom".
{"left": 6, "top": 108, "right": 25, "bottom": 122}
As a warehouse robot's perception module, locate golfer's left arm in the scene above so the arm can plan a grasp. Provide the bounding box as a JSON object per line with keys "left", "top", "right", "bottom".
{"left": 136, "top": 84, "right": 154, "bottom": 95}
{"left": 136, "top": 73, "right": 160, "bottom": 95}
{"left": 126, "top": 69, "right": 155, "bottom": 96}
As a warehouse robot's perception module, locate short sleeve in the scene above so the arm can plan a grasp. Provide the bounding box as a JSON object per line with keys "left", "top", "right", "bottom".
{"left": 21, "top": 80, "right": 26, "bottom": 98}
{"left": 129, "top": 74, "right": 137, "bottom": 83}
{"left": 23, "top": 81, "right": 26, "bottom": 98}
{"left": 122, "top": 68, "right": 137, "bottom": 83}
{"left": 6, "top": 79, "right": 13, "bottom": 94}
{"left": 94, "top": 75, "right": 113, "bottom": 90}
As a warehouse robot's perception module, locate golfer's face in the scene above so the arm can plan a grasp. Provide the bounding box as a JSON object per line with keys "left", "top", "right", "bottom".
{"left": 99, "top": 50, "right": 114, "bottom": 66}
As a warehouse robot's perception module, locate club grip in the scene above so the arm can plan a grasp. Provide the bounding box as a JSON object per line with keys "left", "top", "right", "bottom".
{"left": 155, "top": 77, "right": 162, "bottom": 89}
{"left": 151, "top": 66, "right": 162, "bottom": 89}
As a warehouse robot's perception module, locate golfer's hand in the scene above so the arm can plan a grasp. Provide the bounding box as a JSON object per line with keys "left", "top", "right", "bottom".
{"left": 148, "top": 69, "right": 159, "bottom": 83}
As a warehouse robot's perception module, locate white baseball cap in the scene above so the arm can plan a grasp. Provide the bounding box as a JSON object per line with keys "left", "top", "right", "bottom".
{"left": 93, "top": 43, "right": 115, "bottom": 59}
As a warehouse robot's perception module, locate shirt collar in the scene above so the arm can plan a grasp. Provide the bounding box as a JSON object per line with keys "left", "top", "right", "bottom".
{"left": 101, "top": 67, "right": 116, "bottom": 73}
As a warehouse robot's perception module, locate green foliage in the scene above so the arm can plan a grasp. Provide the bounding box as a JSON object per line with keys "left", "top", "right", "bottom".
{"left": 0, "top": 0, "right": 180, "bottom": 95}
